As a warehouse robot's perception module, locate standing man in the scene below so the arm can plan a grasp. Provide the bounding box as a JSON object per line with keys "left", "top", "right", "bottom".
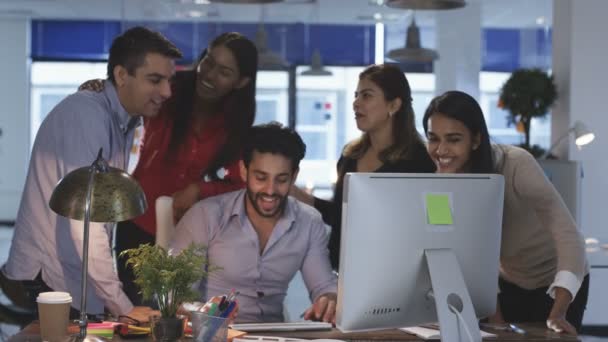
{"left": 170, "top": 122, "right": 338, "bottom": 323}
{"left": 1, "top": 26, "right": 182, "bottom": 321}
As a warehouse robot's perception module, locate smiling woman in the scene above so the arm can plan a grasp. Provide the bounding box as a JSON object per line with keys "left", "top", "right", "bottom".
{"left": 422, "top": 90, "right": 589, "bottom": 334}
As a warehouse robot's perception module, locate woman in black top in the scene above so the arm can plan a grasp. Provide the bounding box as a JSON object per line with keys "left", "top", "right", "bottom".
{"left": 292, "top": 64, "right": 435, "bottom": 270}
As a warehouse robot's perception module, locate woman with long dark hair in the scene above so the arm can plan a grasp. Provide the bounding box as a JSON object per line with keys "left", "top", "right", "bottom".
{"left": 292, "top": 64, "right": 436, "bottom": 270}
{"left": 422, "top": 90, "right": 589, "bottom": 335}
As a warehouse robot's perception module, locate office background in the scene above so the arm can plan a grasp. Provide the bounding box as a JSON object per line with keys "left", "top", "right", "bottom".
{"left": 0, "top": 0, "right": 606, "bottom": 333}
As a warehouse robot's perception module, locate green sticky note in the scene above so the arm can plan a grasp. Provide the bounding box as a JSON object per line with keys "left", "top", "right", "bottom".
{"left": 426, "top": 194, "right": 453, "bottom": 225}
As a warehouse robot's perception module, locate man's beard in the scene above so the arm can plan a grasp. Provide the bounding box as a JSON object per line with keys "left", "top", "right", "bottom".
{"left": 246, "top": 188, "right": 287, "bottom": 218}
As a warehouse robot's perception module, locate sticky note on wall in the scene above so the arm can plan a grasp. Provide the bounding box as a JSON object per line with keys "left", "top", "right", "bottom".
{"left": 425, "top": 194, "right": 453, "bottom": 225}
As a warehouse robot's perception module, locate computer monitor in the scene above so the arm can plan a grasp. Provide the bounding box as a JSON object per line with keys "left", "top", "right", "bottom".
{"left": 335, "top": 173, "right": 504, "bottom": 341}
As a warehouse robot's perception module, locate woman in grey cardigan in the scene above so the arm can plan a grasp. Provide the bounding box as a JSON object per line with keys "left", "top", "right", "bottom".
{"left": 422, "top": 90, "right": 589, "bottom": 335}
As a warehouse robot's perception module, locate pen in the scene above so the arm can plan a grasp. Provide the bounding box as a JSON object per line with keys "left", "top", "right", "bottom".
{"left": 218, "top": 295, "right": 227, "bottom": 311}
{"left": 228, "top": 291, "right": 240, "bottom": 302}
{"left": 207, "top": 303, "right": 218, "bottom": 317}
{"left": 220, "top": 301, "right": 237, "bottom": 318}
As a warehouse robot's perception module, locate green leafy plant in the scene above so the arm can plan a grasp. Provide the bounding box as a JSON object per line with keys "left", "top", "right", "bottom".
{"left": 498, "top": 68, "right": 557, "bottom": 154}
{"left": 120, "top": 243, "right": 214, "bottom": 318}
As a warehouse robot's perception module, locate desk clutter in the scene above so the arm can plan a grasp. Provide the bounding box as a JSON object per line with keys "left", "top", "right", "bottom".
{"left": 15, "top": 321, "right": 580, "bottom": 342}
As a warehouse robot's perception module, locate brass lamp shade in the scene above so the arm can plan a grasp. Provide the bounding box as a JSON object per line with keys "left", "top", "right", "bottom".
{"left": 48, "top": 148, "right": 147, "bottom": 340}
{"left": 49, "top": 165, "right": 147, "bottom": 222}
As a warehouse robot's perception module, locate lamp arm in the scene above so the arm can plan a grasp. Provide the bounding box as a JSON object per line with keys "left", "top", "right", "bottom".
{"left": 92, "top": 148, "right": 109, "bottom": 172}
{"left": 542, "top": 128, "right": 573, "bottom": 159}
{"left": 78, "top": 163, "right": 96, "bottom": 339}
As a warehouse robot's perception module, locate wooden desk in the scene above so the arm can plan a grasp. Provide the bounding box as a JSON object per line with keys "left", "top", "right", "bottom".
{"left": 254, "top": 323, "right": 579, "bottom": 341}
{"left": 9, "top": 322, "right": 580, "bottom": 342}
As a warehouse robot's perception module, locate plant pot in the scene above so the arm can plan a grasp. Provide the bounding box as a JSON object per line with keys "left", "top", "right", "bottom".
{"left": 150, "top": 316, "right": 185, "bottom": 342}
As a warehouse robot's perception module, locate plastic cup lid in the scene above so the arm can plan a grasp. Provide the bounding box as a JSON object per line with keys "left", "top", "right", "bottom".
{"left": 36, "top": 291, "right": 72, "bottom": 304}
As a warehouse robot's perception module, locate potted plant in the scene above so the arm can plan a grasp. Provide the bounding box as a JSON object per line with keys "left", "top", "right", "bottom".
{"left": 120, "top": 243, "right": 212, "bottom": 341}
{"left": 498, "top": 68, "right": 557, "bottom": 157}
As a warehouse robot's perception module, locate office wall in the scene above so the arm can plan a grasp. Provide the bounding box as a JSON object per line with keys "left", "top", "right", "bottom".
{"left": 0, "top": 16, "right": 29, "bottom": 221}
{"left": 553, "top": 0, "right": 608, "bottom": 242}
{"left": 553, "top": 0, "right": 608, "bottom": 327}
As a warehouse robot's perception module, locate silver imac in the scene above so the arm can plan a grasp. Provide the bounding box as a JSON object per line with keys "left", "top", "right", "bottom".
{"left": 335, "top": 173, "right": 504, "bottom": 342}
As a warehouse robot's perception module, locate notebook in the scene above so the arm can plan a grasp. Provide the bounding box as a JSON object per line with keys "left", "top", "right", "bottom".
{"left": 229, "top": 322, "right": 333, "bottom": 332}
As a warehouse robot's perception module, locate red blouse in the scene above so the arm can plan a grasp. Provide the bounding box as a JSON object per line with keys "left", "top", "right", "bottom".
{"left": 131, "top": 108, "right": 245, "bottom": 235}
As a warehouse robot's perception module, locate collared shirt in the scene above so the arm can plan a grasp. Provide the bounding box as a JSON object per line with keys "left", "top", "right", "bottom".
{"left": 4, "top": 80, "right": 139, "bottom": 315}
{"left": 170, "top": 189, "right": 337, "bottom": 323}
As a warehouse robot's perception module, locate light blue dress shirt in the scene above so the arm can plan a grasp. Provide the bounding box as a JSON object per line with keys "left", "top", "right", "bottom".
{"left": 4, "top": 81, "right": 140, "bottom": 315}
{"left": 170, "top": 189, "right": 338, "bottom": 323}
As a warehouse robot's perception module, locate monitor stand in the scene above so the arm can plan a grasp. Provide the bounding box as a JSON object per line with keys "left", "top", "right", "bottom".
{"left": 424, "top": 249, "right": 483, "bottom": 342}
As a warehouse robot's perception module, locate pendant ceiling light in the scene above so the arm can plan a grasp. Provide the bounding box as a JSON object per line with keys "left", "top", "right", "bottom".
{"left": 387, "top": 17, "right": 438, "bottom": 63}
{"left": 385, "top": 0, "right": 466, "bottom": 10}
{"left": 255, "top": 24, "right": 289, "bottom": 69}
{"left": 301, "top": 2, "right": 331, "bottom": 77}
{"left": 209, "top": 0, "right": 284, "bottom": 4}
{"left": 301, "top": 49, "right": 332, "bottom": 76}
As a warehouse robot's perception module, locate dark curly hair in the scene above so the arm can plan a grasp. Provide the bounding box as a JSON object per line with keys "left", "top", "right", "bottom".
{"left": 243, "top": 122, "right": 306, "bottom": 172}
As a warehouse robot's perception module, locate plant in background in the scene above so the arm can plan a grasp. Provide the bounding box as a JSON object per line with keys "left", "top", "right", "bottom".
{"left": 498, "top": 68, "right": 557, "bottom": 156}
{"left": 120, "top": 243, "right": 213, "bottom": 318}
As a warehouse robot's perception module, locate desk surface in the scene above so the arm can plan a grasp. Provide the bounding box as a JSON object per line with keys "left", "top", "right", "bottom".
{"left": 10, "top": 322, "right": 580, "bottom": 342}
{"left": 253, "top": 323, "right": 579, "bottom": 341}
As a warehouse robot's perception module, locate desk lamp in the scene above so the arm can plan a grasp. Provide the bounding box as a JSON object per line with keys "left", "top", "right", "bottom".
{"left": 542, "top": 120, "right": 595, "bottom": 159}
{"left": 49, "top": 148, "right": 147, "bottom": 341}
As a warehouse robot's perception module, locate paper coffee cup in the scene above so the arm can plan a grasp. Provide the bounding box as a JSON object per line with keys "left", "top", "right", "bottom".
{"left": 37, "top": 291, "right": 72, "bottom": 342}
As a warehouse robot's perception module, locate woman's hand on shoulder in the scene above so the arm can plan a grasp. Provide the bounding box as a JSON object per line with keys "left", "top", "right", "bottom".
{"left": 290, "top": 184, "right": 315, "bottom": 206}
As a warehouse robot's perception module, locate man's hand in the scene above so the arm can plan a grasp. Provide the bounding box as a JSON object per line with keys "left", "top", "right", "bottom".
{"left": 172, "top": 183, "right": 200, "bottom": 224}
{"left": 303, "top": 293, "right": 337, "bottom": 324}
{"left": 78, "top": 78, "right": 105, "bottom": 92}
{"left": 487, "top": 298, "right": 506, "bottom": 324}
{"left": 546, "top": 287, "right": 577, "bottom": 335}
{"left": 123, "top": 306, "right": 160, "bottom": 323}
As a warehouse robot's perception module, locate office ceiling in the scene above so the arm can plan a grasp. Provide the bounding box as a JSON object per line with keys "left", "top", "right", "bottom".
{"left": 0, "top": 0, "right": 552, "bottom": 29}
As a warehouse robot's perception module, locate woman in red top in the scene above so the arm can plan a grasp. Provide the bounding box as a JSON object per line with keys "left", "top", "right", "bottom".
{"left": 116, "top": 32, "right": 258, "bottom": 305}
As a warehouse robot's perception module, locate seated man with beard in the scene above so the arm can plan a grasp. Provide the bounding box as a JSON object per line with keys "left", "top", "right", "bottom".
{"left": 170, "top": 122, "right": 337, "bottom": 323}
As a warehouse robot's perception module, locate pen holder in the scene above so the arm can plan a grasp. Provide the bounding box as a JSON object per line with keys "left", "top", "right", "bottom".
{"left": 190, "top": 311, "right": 228, "bottom": 342}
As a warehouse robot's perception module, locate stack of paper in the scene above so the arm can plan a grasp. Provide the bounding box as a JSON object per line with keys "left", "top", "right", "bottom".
{"left": 400, "top": 326, "right": 496, "bottom": 340}
{"left": 229, "top": 322, "right": 332, "bottom": 332}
